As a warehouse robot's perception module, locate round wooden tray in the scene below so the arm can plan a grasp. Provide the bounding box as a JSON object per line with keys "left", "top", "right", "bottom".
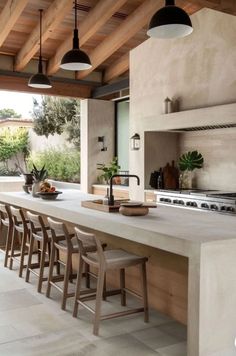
{"left": 119, "top": 206, "right": 149, "bottom": 216}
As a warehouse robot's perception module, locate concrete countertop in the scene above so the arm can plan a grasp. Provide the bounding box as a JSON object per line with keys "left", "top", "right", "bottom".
{"left": 0, "top": 189, "right": 235, "bottom": 258}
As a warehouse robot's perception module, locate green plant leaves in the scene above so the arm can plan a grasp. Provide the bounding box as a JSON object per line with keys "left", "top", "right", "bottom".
{"left": 97, "top": 157, "right": 120, "bottom": 183}
{"left": 179, "top": 150, "right": 204, "bottom": 171}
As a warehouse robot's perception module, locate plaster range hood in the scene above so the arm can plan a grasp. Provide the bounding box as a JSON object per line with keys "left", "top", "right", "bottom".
{"left": 145, "top": 102, "right": 236, "bottom": 132}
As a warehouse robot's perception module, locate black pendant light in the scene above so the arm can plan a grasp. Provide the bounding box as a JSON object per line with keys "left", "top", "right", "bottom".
{"left": 60, "top": 0, "right": 92, "bottom": 71}
{"left": 28, "top": 9, "right": 52, "bottom": 89}
{"left": 147, "top": 0, "right": 193, "bottom": 39}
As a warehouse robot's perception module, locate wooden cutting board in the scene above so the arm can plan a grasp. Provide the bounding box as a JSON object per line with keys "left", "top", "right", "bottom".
{"left": 81, "top": 200, "right": 157, "bottom": 213}
{"left": 163, "top": 160, "right": 179, "bottom": 189}
{"left": 81, "top": 200, "right": 120, "bottom": 212}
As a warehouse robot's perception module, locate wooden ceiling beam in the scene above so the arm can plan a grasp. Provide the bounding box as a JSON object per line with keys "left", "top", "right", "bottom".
{"left": 14, "top": 0, "right": 74, "bottom": 72}
{"left": 186, "top": 0, "right": 236, "bottom": 14}
{"left": 47, "top": 0, "right": 128, "bottom": 76}
{"left": 76, "top": 0, "right": 164, "bottom": 80}
{"left": 0, "top": 0, "right": 29, "bottom": 47}
{"left": 0, "top": 74, "right": 93, "bottom": 98}
{"left": 103, "top": 52, "right": 129, "bottom": 83}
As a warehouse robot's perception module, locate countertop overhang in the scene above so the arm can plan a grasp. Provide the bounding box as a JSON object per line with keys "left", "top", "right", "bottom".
{"left": 0, "top": 190, "right": 235, "bottom": 258}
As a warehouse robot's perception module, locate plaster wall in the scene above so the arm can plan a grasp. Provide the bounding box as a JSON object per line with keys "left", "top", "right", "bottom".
{"left": 129, "top": 8, "right": 236, "bottom": 199}
{"left": 80, "top": 99, "right": 115, "bottom": 193}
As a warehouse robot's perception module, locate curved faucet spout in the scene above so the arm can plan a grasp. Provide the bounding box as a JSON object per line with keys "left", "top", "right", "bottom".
{"left": 108, "top": 174, "right": 140, "bottom": 206}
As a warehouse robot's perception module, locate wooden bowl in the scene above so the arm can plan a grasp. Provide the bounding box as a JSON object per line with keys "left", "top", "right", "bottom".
{"left": 37, "top": 191, "right": 62, "bottom": 200}
{"left": 119, "top": 206, "right": 149, "bottom": 216}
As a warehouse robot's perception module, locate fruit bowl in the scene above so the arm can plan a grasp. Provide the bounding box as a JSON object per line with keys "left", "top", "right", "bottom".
{"left": 37, "top": 191, "right": 62, "bottom": 200}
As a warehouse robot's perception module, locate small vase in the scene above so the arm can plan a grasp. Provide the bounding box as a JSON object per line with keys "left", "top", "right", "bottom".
{"left": 180, "top": 171, "right": 193, "bottom": 190}
{"left": 32, "top": 181, "right": 41, "bottom": 197}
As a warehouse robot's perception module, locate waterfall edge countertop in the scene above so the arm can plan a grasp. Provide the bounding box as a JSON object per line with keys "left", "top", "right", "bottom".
{"left": 0, "top": 189, "right": 235, "bottom": 258}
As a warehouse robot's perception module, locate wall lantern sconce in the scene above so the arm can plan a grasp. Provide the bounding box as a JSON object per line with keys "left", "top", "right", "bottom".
{"left": 130, "top": 133, "right": 140, "bottom": 150}
{"left": 98, "top": 136, "right": 107, "bottom": 151}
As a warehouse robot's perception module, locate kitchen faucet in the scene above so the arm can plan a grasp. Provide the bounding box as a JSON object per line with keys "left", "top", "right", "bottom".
{"left": 108, "top": 174, "right": 140, "bottom": 206}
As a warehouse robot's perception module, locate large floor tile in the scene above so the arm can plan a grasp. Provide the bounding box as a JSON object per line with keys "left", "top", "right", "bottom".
{"left": 0, "top": 288, "right": 41, "bottom": 312}
{"left": 156, "top": 341, "right": 187, "bottom": 356}
{"left": 77, "top": 334, "right": 160, "bottom": 356}
{"left": 131, "top": 325, "right": 183, "bottom": 351}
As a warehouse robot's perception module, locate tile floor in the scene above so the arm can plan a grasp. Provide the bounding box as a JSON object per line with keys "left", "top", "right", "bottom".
{"left": 0, "top": 253, "right": 187, "bottom": 356}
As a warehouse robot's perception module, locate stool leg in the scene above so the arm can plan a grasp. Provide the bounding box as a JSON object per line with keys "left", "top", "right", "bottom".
{"left": 25, "top": 233, "right": 35, "bottom": 282}
{"left": 73, "top": 255, "right": 84, "bottom": 318}
{"left": 61, "top": 252, "right": 72, "bottom": 310}
{"left": 9, "top": 229, "right": 17, "bottom": 270}
{"left": 56, "top": 249, "right": 60, "bottom": 275}
{"left": 37, "top": 241, "right": 41, "bottom": 264}
{"left": 141, "top": 262, "right": 149, "bottom": 323}
{"left": 120, "top": 268, "right": 126, "bottom": 306}
{"left": 46, "top": 245, "right": 56, "bottom": 298}
{"left": 85, "top": 263, "right": 90, "bottom": 289}
{"left": 38, "top": 240, "right": 47, "bottom": 293}
{"left": 19, "top": 230, "right": 27, "bottom": 278}
{"left": 4, "top": 223, "right": 13, "bottom": 268}
{"left": 93, "top": 267, "right": 105, "bottom": 336}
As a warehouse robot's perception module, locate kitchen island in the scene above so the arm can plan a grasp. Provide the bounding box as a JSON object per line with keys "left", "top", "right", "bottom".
{"left": 0, "top": 189, "right": 236, "bottom": 356}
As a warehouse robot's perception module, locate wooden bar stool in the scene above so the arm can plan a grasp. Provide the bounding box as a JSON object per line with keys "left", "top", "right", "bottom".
{"left": 0, "top": 204, "right": 13, "bottom": 268}
{"left": 73, "top": 227, "right": 149, "bottom": 336}
{"left": 46, "top": 218, "right": 98, "bottom": 311}
{"left": 26, "top": 211, "right": 52, "bottom": 293}
{"left": 9, "top": 206, "right": 30, "bottom": 277}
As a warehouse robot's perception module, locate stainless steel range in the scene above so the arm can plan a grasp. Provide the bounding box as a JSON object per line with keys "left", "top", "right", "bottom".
{"left": 155, "top": 189, "right": 236, "bottom": 214}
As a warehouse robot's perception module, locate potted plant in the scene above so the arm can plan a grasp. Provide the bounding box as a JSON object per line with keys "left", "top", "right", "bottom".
{"left": 178, "top": 150, "right": 204, "bottom": 189}
{"left": 31, "top": 164, "right": 48, "bottom": 197}
{"left": 97, "top": 157, "right": 121, "bottom": 184}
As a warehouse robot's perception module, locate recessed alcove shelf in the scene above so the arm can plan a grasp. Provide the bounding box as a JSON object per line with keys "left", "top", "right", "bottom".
{"left": 155, "top": 102, "right": 236, "bottom": 131}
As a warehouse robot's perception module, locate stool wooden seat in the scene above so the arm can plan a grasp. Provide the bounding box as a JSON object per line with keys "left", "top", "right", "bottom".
{"left": 0, "top": 204, "right": 13, "bottom": 267}
{"left": 26, "top": 211, "right": 52, "bottom": 293}
{"left": 46, "top": 218, "right": 98, "bottom": 311}
{"left": 9, "top": 206, "right": 31, "bottom": 277}
{"left": 73, "top": 227, "right": 149, "bottom": 336}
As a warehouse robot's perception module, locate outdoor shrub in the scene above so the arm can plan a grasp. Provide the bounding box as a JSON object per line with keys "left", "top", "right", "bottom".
{"left": 27, "top": 148, "right": 80, "bottom": 183}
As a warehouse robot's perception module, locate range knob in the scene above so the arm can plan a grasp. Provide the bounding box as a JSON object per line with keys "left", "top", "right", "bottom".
{"left": 179, "top": 200, "right": 184, "bottom": 205}
{"left": 160, "top": 198, "right": 165, "bottom": 202}
{"left": 165, "top": 198, "right": 171, "bottom": 203}
{"left": 173, "top": 199, "right": 179, "bottom": 204}
{"left": 210, "top": 204, "right": 218, "bottom": 211}
{"left": 192, "top": 202, "right": 198, "bottom": 208}
{"left": 201, "top": 203, "right": 209, "bottom": 209}
{"left": 226, "top": 206, "right": 235, "bottom": 213}
{"left": 220, "top": 206, "right": 227, "bottom": 211}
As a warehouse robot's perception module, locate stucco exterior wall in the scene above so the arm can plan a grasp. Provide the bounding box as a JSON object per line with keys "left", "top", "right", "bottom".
{"left": 129, "top": 8, "right": 236, "bottom": 199}
{"left": 80, "top": 99, "right": 115, "bottom": 193}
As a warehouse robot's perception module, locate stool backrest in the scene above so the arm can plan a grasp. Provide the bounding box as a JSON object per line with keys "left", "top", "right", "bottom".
{"left": 74, "top": 227, "right": 104, "bottom": 265}
{"left": 27, "top": 211, "right": 47, "bottom": 240}
{"left": 10, "top": 206, "right": 28, "bottom": 232}
{"left": 0, "top": 203, "right": 12, "bottom": 226}
{"left": 47, "top": 217, "right": 73, "bottom": 250}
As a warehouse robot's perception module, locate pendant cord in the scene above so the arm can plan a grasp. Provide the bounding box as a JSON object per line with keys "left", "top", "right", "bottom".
{"left": 38, "top": 9, "right": 43, "bottom": 73}
{"left": 75, "top": 0, "right": 78, "bottom": 30}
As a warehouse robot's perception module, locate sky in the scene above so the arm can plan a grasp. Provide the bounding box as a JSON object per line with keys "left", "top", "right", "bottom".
{"left": 0, "top": 90, "right": 42, "bottom": 118}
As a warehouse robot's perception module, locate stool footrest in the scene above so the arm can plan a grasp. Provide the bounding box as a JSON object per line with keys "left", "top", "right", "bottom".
{"left": 101, "top": 307, "right": 144, "bottom": 321}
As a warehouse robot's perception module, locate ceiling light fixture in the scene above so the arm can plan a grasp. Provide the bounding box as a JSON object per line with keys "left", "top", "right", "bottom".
{"left": 60, "top": 0, "right": 92, "bottom": 71}
{"left": 28, "top": 9, "right": 52, "bottom": 89}
{"left": 147, "top": 0, "right": 193, "bottom": 39}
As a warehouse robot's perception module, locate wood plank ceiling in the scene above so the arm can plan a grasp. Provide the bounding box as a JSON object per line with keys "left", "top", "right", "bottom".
{"left": 0, "top": 0, "right": 235, "bottom": 98}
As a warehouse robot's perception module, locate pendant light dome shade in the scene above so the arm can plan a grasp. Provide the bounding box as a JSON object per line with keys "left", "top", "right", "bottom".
{"left": 60, "top": 31, "right": 92, "bottom": 70}
{"left": 60, "top": 1, "right": 92, "bottom": 71}
{"left": 28, "top": 9, "right": 51, "bottom": 89}
{"left": 28, "top": 72, "right": 52, "bottom": 89}
{"left": 147, "top": 0, "right": 193, "bottom": 39}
